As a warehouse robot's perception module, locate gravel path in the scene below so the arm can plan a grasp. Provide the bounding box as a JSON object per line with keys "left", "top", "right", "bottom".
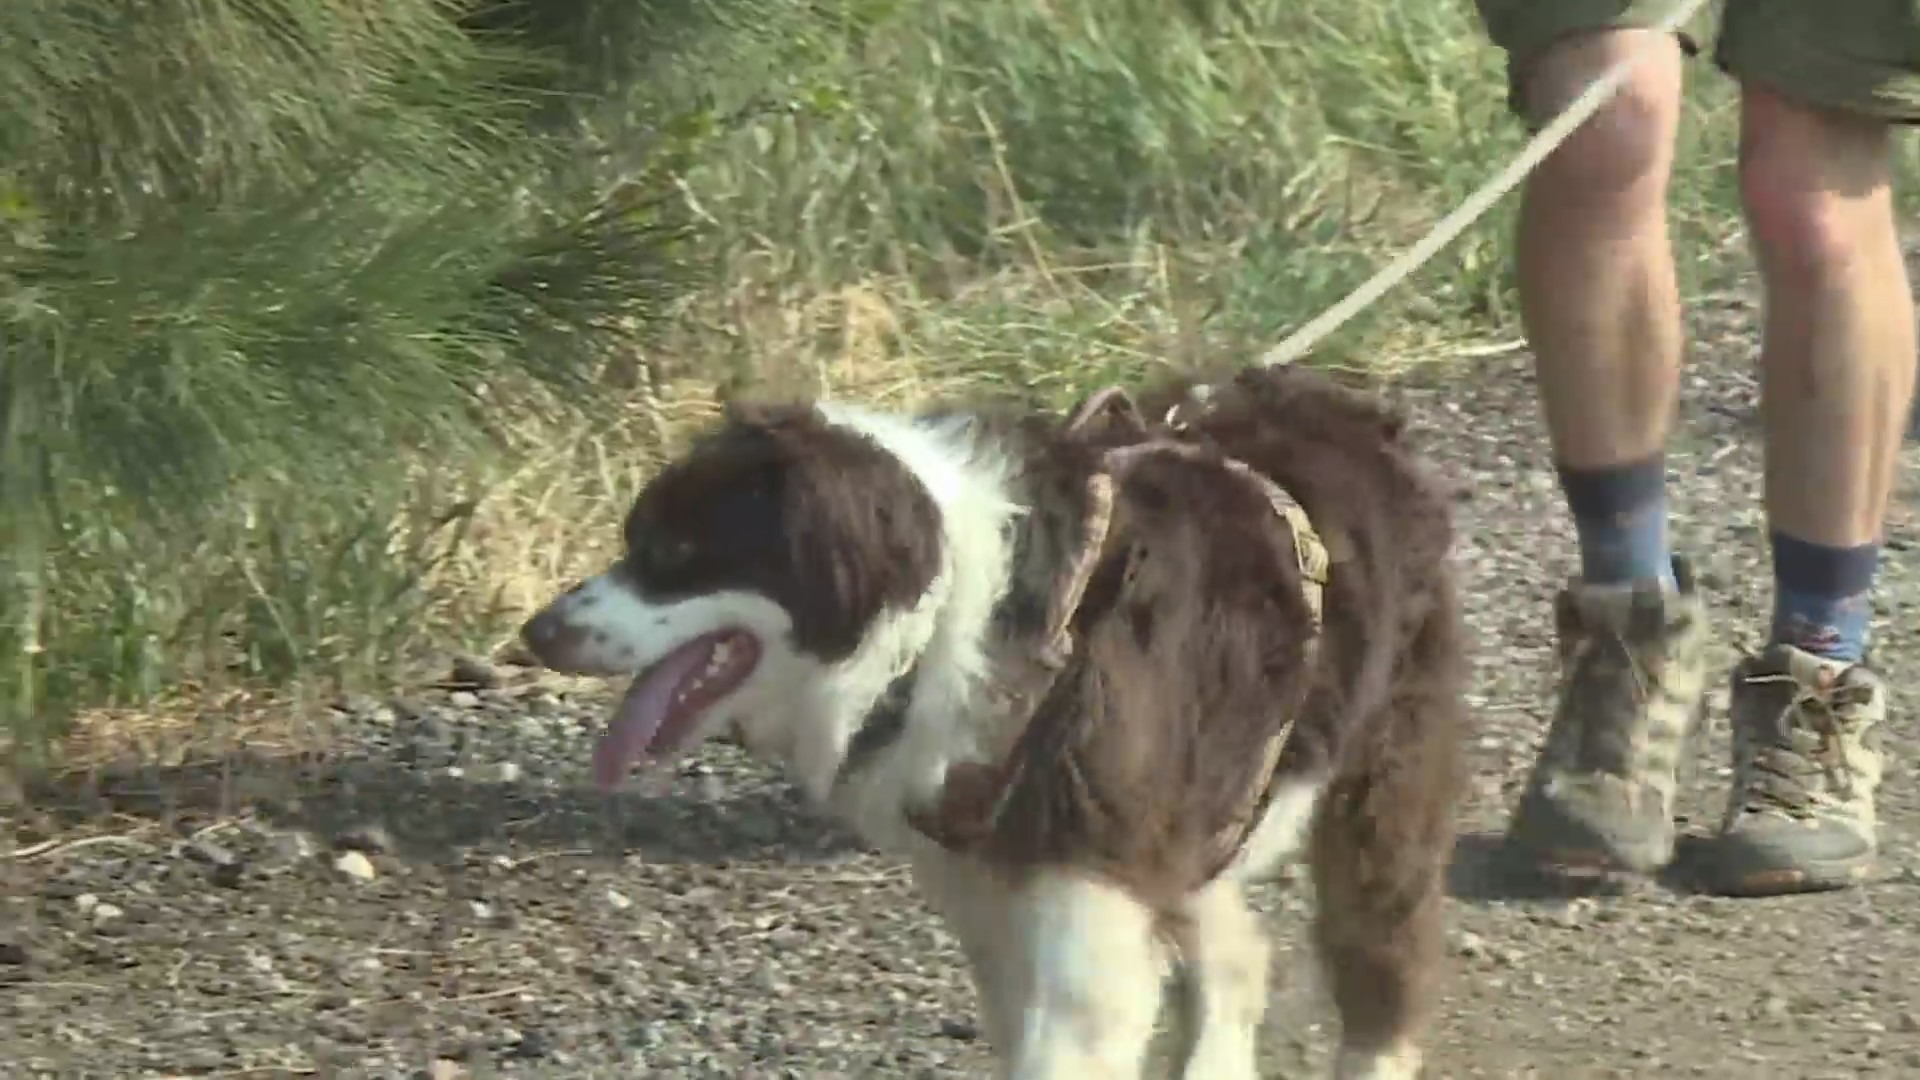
{"left": 9, "top": 283, "right": 1920, "bottom": 1078}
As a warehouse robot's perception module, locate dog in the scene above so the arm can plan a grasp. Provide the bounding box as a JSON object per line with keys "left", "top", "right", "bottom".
{"left": 519, "top": 364, "right": 1467, "bottom": 1079}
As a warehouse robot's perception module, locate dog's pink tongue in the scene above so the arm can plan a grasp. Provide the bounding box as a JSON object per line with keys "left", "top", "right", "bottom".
{"left": 591, "top": 639, "right": 712, "bottom": 792}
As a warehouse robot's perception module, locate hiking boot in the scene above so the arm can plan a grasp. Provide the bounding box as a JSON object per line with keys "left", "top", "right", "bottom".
{"left": 1505, "top": 559, "right": 1711, "bottom": 875}
{"left": 1692, "top": 645, "right": 1885, "bottom": 896}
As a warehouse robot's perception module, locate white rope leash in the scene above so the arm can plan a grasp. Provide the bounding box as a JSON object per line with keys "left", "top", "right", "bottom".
{"left": 1255, "top": 0, "right": 1719, "bottom": 369}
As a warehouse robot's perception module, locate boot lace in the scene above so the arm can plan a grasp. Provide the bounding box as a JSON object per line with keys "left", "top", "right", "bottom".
{"left": 1736, "top": 668, "right": 1871, "bottom": 819}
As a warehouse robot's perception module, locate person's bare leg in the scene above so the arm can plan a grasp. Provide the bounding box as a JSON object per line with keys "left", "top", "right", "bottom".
{"left": 1520, "top": 30, "right": 1686, "bottom": 475}
{"left": 1505, "top": 30, "right": 1716, "bottom": 876}
{"left": 1699, "top": 84, "right": 1911, "bottom": 896}
{"left": 1744, "top": 85, "right": 1912, "bottom": 569}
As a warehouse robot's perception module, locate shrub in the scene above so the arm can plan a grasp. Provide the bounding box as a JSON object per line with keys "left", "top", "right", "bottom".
{"left": 0, "top": 0, "right": 736, "bottom": 758}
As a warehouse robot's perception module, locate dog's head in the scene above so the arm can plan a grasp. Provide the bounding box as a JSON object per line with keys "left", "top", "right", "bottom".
{"left": 520, "top": 403, "right": 946, "bottom": 791}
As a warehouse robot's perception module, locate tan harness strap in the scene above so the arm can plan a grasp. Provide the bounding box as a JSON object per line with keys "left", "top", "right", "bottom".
{"left": 1035, "top": 471, "right": 1113, "bottom": 669}
{"left": 1099, "top": 438, "right": 1328, "bottom": 634}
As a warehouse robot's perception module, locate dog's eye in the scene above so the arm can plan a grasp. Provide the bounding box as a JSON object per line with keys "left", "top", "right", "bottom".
{"left": 642, "top": 534, "right": 695, "bottom": 572}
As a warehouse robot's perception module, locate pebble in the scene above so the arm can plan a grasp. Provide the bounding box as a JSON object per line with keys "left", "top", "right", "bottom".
{"left": 207, "top": 860, "right": 246, "bottom": 889}
{"left": 448, "top": 654, "right": 500, "bottom": 690}
{"left": 332, "top": 851, "right": 377, "bottom": 882}
{"left": 606, "top": 890, "right": 633, "bottom": 912}
{"left": 426, "top": 1060, "right": 469, "bottom": 1080}
{"left": 507, "top": 1029, "right": 551, "bottom": 1059}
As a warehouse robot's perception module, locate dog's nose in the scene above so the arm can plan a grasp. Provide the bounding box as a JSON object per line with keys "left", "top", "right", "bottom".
{"left": 519, "top": 608, "right": 580, "bottom": 667}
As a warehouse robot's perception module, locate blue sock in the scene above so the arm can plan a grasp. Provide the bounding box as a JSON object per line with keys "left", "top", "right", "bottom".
{"left": 1770, "top": 531, "right": 1878, "bottom": 663}
{"left": 1557, "top": 456, "right": 1675, "bottom": 587}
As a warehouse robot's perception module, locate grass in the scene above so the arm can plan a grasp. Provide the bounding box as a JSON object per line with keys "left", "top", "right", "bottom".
{"left": 7, "top": 0, "right": 1917, "bottom": 770}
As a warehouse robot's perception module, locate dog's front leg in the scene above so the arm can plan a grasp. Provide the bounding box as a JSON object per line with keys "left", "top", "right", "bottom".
{"left": 1003, "top": 871, "right": 1162, "bottom": 1080}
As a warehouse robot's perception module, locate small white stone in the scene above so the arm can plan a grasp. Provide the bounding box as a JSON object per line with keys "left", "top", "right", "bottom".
{"left": 605, "top": 890, "right": 633, "bottom": 912}
{"left": 333, "top": 851, "right": 377, "bottom": 881}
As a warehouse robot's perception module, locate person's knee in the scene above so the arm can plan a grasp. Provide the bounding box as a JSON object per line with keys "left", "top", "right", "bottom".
{"left": 1521, "top": 30, "right": 1683, "bottom": 212}
{"left": 1739, "top": 84, "right": 1895, "bottom": 285}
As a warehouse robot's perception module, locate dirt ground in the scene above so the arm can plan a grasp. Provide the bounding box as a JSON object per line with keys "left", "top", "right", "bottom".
{"left": 9, "top": 283, "right": 1920, "bottom": 1078}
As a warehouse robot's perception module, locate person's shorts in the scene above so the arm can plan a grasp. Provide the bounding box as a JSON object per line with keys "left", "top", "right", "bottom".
{"left": 1473, "top": 0, "right": 1920, "bottom": 123}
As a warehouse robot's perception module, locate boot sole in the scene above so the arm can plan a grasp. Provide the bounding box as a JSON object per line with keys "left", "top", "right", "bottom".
{"left": 1687, "top": 847, "right": 1876, "bottom": 897}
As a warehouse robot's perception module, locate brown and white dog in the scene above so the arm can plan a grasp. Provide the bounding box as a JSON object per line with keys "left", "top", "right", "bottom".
{"left": 519, "top": 365, "right": 1467, "bottom": 1080}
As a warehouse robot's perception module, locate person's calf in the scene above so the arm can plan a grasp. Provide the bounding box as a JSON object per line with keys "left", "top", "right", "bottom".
{"left": 1517, "top": 30, "right": 1686, "bottom": 471}
{"left": 1739, "top": 83, "right": 1914, "bottom": 555}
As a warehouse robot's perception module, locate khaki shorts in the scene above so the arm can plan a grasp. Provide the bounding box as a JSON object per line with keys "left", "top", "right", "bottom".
{"left": 1474, "top": 0, "right": 1920, "bottom": 123}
